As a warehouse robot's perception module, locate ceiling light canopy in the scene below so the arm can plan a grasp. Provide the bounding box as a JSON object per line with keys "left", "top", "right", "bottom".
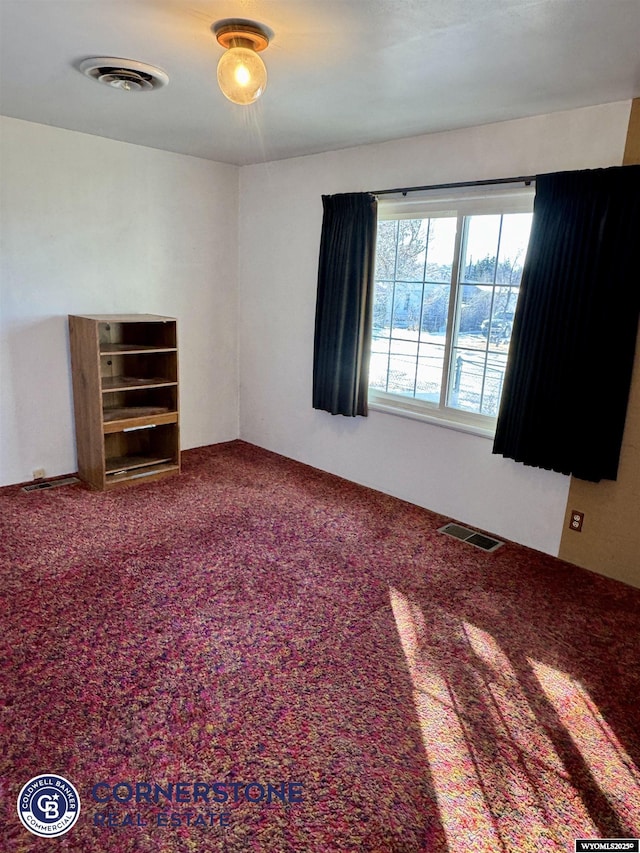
{"left": 213, "top": 19, "right": 270, "bottom": 105}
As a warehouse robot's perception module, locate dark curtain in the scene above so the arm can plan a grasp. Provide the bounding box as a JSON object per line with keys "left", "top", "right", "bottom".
{"left": 494, "top": 165, "right": 640, "bottom": 481}
{"left": 313, "top": 192, "right": 378, "bottom": 416}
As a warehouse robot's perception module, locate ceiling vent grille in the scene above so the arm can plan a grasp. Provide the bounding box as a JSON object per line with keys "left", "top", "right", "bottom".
{"left": 78, "top": 58, "right": 169, "bottom": 91}
{"left": 438, "top": 523, "right": 504, "bottom": 552}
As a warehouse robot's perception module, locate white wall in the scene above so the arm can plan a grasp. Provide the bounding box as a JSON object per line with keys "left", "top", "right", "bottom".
{"left": 2, "top": 104, "right": 631, "bottom": 553}
{"left": 0, "top": 117, "right": 239, "bottom": 486}
{"left": 238, "top": 102, "right": 631, "bottom": 555}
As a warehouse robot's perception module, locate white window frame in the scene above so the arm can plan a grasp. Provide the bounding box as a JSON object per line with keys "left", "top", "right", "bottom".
{"left": 368, "top": 184, "right": 535, "bottom": 438}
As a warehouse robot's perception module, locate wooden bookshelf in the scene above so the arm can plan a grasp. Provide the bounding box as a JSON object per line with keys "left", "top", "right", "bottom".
{"left": 68, "top": 314, "right": 180, "bottom": 490}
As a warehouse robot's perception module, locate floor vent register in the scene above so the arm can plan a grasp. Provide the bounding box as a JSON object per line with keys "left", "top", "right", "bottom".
{"left": 438, "top": 522, "right": 504, "bottom": 552}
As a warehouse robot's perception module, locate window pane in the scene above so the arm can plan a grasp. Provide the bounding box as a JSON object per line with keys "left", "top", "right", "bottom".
{"left": 425, "top": 217, "right": 457, "bottom": 282}
{"left": 370, "top": 334, "right": 390, "bottom": 391}
{"left": 375, "top": 220, "right": 399, "bottom": 279}
{"left": 392, "top": 281, "right": 422, "bottom": 332}
{"left": 420, "top": 283, "right": 449, "bottom": 339}
{"left": 480, "top": 353, "right": 509, "bottom": 416}
{"left": 372, "top": 280, "right": 393, "bottom": 331}
{"left": 448, "top": 348, "right": 488, "bottom": 413}
{"left": 495, "top": 213, "right": 532, "bottom": 285}
{"left": 484, "top": 287, "right": 519, "bottom": 350}
{"left": 390, "top": 339, "right": 418, "bottom": 359}
{"left": 416, "top": 343, "right": 444, "bottom": 402}
{"left": 395, "top": 220, "right": 428, "bottom": 282}
{"left": 457, "top": 283, "right": 491, "bottom": 347}
{"left": 462, "top": 215, "right": 501, "bottom": 283}
{"left": 387, "top": 339, "right": 418, "bottom": 395}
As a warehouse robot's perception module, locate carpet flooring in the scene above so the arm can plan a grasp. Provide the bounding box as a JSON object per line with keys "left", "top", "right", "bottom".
{"left": 1, "top": 440, "right": 639, "bottom": 852}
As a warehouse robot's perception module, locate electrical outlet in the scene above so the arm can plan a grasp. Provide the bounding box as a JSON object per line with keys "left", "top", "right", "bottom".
{"left": 569, "top": 510, "right": 584, "bottom": 532}
{"left": 33, "top": 468, "right": 45, "bottom": 480}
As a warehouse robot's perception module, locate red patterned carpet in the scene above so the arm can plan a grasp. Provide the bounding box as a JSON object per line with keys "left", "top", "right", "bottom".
{"left": 1, "top": 440, "right": 639, "bottom": 852}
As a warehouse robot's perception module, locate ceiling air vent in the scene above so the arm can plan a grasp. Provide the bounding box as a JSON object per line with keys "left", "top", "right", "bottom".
{"left": 78, "top": 58, "right": 169, "bottom": 91}
{"left": 438, "top": 523, "right": 504, "bottom": 552}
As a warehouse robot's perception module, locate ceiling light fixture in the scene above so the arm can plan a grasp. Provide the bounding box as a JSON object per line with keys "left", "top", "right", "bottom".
{"left": 212, "top": 19, "right": 270, "bottom": 105}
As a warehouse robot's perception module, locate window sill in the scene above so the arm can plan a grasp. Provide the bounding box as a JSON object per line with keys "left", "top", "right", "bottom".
{"left": 368, "top": 396, "right": 496, "bottom": 440}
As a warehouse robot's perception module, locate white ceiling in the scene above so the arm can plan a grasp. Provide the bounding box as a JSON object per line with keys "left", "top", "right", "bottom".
{"left": 1, "top": 0, "right": 639, "bottom": 166}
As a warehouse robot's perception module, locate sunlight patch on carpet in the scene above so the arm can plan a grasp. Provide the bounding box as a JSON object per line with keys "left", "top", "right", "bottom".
{"left": 461, "top": 622, "right": 565, "bottom": 771}
{"left": 389, "top": 586, "right": 505, "bottom": 852}
{"left": 389, "top": 586, "right": 601, "bottom": 851}
{"left": 529, "top": 659, "right": 640, "bottom": 835}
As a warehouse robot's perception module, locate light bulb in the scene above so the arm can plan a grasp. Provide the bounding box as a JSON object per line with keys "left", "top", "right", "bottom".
{"left": 217, "top": 46, "right": 267, "bottom": 105}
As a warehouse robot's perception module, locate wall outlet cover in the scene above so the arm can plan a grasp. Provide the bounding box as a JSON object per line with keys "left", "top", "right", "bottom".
{"left": 569, "top": 510, "right": 584, "bottom": 532}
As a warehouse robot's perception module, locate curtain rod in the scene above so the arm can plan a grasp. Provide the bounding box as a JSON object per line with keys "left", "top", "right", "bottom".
{"left": 371, "top": 175, "right": 536, "bottom": 197}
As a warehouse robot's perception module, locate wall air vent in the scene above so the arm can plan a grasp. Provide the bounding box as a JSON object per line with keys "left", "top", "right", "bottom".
{"left": 438, "top": 522, "right": 504, "bottom": 552}
{"left": 78, "top": 58, "right": 169, "bottom": 91}
{"left": 22, "top": 477, "right": 80, "bottom": 493}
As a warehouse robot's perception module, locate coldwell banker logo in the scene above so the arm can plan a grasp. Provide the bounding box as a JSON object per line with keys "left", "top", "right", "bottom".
{"left": 17, "top": 774, "right": 81, "bottom": 837}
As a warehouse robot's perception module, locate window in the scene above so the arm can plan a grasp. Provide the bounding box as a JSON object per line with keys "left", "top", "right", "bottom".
{"left": 369, "top": 187, "right": 534, "bottom": 435}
